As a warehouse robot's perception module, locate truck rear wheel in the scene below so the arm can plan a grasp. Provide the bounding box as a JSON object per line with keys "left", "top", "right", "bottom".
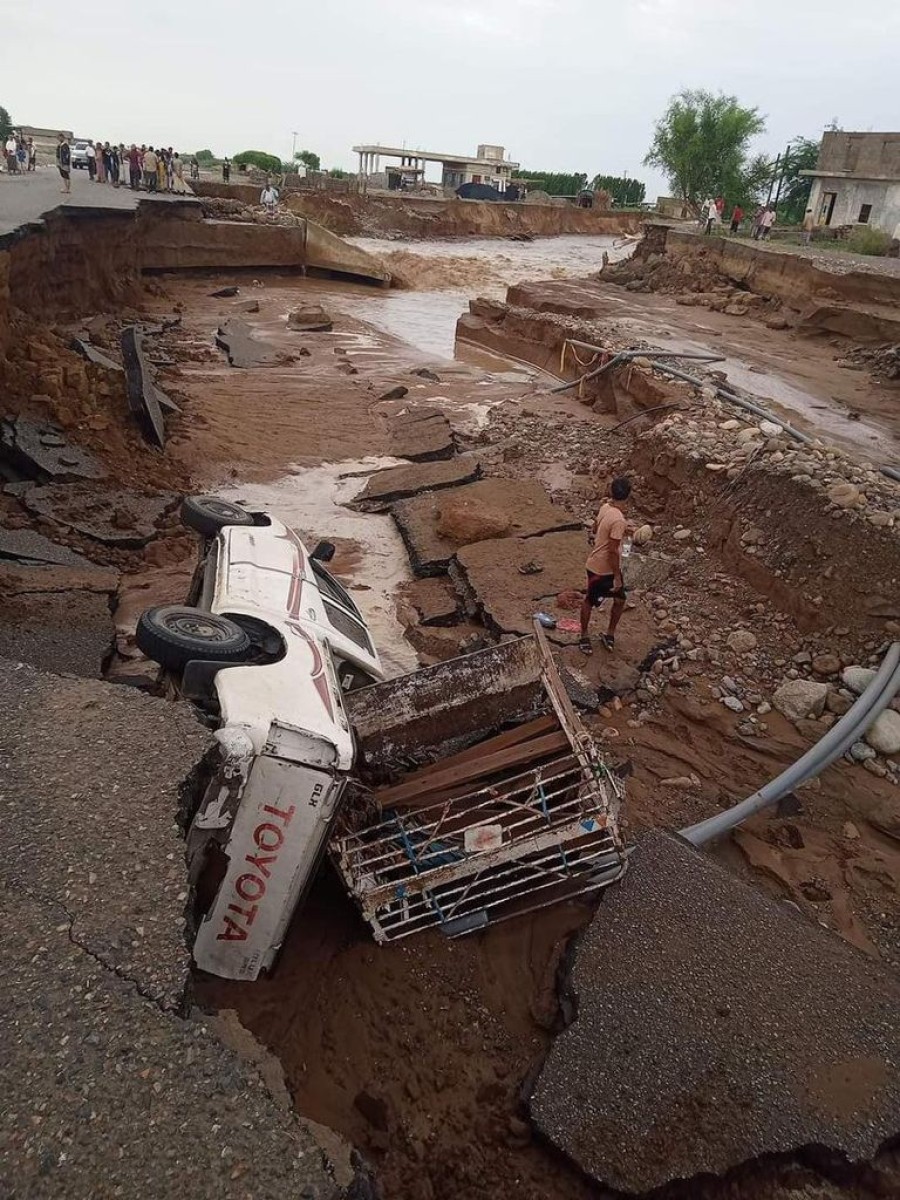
{"left": 137, "top": 605, "right": 252, "bottom": 671}
{"left": 181, "top": 495, "right": 255, "bottom": 537}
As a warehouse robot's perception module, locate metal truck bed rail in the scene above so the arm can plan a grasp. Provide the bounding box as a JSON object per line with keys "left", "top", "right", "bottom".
{"left": 333, "top": 623, "right": 627, "bottom": 942}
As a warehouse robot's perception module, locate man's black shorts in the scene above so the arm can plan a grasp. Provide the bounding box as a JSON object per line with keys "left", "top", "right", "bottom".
{"left": 586, "top": 572, "right": 626, "bottom": 607}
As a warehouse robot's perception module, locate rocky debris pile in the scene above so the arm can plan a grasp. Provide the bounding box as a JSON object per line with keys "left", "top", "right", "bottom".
{"left": 199, "top": 196, "right": 309, "bottom": 229}
{"left": 837, "top": 342, "right": 900, "bottom": 381}
{"left": 642, "top": 395, "right": 900, "bottom": 530}
{"left": 599, "top": 245, "right": 781, "bottom": 318}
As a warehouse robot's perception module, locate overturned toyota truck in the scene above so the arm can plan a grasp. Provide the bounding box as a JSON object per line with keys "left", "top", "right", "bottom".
{"left": 334, "top": 626, "right": 628, "bottom": 942}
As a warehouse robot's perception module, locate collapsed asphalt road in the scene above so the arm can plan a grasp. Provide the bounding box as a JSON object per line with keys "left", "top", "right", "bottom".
{"left": 0, "top": 660, "right": 374, "bottom": 1199}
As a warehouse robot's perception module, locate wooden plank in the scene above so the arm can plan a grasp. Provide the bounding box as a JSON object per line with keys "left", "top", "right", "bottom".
{"left": 400, "top": 714, "right": 560, "bottom": 783}
{"left": 377, "top": 731, "right": 571, "bottom": 808}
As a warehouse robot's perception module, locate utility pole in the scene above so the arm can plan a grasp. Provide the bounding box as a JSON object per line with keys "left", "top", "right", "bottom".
{"left": 773, "top": 142, "right": 792, "bottom": 209}
{"left": 765, "top": 153, "right": 781, "bottom": 207}
{"left": 291, "top": 131, "right": 298, "bottom": 162}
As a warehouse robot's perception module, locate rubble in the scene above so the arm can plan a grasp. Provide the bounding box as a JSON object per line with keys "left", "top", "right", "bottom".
{"left": 0, "top": 415, "right": 107, "bottom": 483}
{"left": 16, "top": 483, "right": 175, "bottom": 548}
{"left": 215, "top": 317, "right": 284, "bottom": 368}
{"left": 772, "top": 678, "right": 830, "bottom": 721}
{"left": 387, "top": 408, "right": 455, "bottom": 461}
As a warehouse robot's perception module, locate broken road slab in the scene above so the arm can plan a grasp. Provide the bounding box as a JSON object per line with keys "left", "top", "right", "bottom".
{"left": 393, "top": 478, "right": 579, "bottom": 576}
{"left": 121, "top": 325, "right": 167, "bottom": 447}
{"left": 529, "top": 830, "right": 900, "bottom": 1193}
{"left": 387, "top": 409, "right": 455, "bottom": 461}
{"left": 353, "top": 455, "right": 481, "bottom": 510}
{"left": 70, "top": 335, "right": 123, "bottom": 373}
{"left": 17, "top": 483, "right": 175, "bottom": 548}
{"left": 1, "top": 887, "right": 363, "bottom": 1200}
{"left": 0, "top": 525, "right": 95, "bottom": 567}
{"left": 0, "top": 566, "right": 118, "bottom": 676}
{"left": 0, "top": 416, "right": 106, "bottom": 484}
{"left": 215, "top": 317, "right": 283, "bottom": 368}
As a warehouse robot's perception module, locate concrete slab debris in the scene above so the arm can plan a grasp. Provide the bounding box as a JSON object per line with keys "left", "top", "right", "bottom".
{"left": 0, "top": 525, "right": 94, "bottom": 567}
{"left": 121, "top": 326, "right": 167, "bottom": 447}
{"left": 394, "top": 479, "right": 578, "bottom": 576}
{"left": 0, "top": 416, "right": 107, "bottom": 484}
{"left": 529, "top": 830, "right": 900, "bottom": 1193}
{"left": 398, "top": 575, "right": 461, "bottom": 626}
{"left": 215, "top": 317, "right": 283, "bottom": 368}
{"left": 453, "top": 530, "right": 586, "bottom": 632}
{"left": 17, "top": 483, "right": 175, "bottom": 548}
{"left": 287, "top": 305, "right": 333, "bottom": 332}
{"left": 69, "top": 335, "right": 123, "bottom": 373}
{"left": 388, "top": 409, "right": 455, "bottom": 462}
{"left": 209, "top": 284, "right": 239, "bottom": 297}
{"left": 353, "top": 455, "right": 481, "bottom": 510}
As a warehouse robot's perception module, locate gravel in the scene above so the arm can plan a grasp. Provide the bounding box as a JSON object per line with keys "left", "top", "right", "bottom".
{"left": 529, "top": 830, "right": 900, "bottom": 1192}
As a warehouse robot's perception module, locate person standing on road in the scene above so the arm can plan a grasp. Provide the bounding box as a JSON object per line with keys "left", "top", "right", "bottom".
{"left": 128, "top": 144, "right": 141, "bottom": 189}
{"left": 16, "top": 138, "right": 27, "bottom": 173}
{"left": 27, "top": 137, "right": 36, "bottom": 170}
{"left": 759, "top": 206, "right": 776, "bottom": 240}
{"left": 142, "top": 145, "right": 158, "bottom": 191}
{"left": 86, "top": 139, "right": 96, "bottom": 181}
{"left": 56, "top": 133, "right": 72, "bottom": 194}
{"left": 802, "top": 208, "right": 816, "bottom": 245}
{"left": 222, "top": 157, "right": 231, "bottom": 183}
{"left": 579, "top": 477, "right": 632, "bottom": 655}
{"left": 95, "top": 140, "right": 105, "bottom": 183}
{"left": 729, "top": 203, "right": 744, "bottom": 234}
{"left": 157, "top": 147, "right": 167, "bottom": 192}
{"left": 5, "top": 133, "right": 18, "bottom": 173}
{"left": 190, "top": 155, "right": 199, "bottom": 181}
{"left": 171, "top": 151, "right": 186, "bottom": 193}
{"left": 703, "top": 197, "right": 717, "bottom": 235}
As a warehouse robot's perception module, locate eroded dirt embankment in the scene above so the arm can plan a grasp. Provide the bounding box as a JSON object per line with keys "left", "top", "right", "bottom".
{"left": 195, "top": 182, "right": 642, "bottom": 240}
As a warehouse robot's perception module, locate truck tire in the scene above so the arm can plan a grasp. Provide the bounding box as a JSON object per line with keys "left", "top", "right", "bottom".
{"left": 181, "top": 495, "right": 255, "bottom": 537}
{"left": 136, "top": 605, "right": 252, "bottom": 671}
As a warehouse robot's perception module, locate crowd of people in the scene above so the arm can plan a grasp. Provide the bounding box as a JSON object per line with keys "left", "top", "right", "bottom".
{"left": 3, "top": 132, "right": 37, "bottom": 173}
{"left": 701, "top": 195, "right": 778, "bottom": 240}
{"left": 77, "top": 141, "right": 195, "bottom": 193}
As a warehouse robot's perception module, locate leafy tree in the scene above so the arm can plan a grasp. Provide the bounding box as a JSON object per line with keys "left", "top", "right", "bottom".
{"left": 644, "top": 89, "right": 766, "bottom": 210}
{"left": 194, "top": 148, "right": 216, "bottom": 164}
{"left": 0, "top": 105, "right": 12, "bottom": 142}
{"left": 232, "top": 150, "right": 282, "bottom": 174}
{"left": 590, "top": 175, "right": 646, "bottom": 206}
{"left": 327, "top": 167, "right": 348, "bottom": 179}
{"left": 512, "top": 170, "right": 587, "bottom": 196}
{"left": 294, "top": 149, "right": 320, "bottom": 172}
{"left": 774, "top": 137, "right": 821, "bottom": 224}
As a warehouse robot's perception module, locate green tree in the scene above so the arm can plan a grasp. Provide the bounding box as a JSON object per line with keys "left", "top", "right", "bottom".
{"left": 232, "top": 150, "right": 282, "bottom": 174}
{"left": 644, "top": 89, "right": 766, "bottom": 210}
{"left": 194, "top": 148, "right": 216, "bottom": 164}
{"left": 512, "top": 170, "right": 587, "bottom": 195}
{"left": 590, "top": 175, "right": 646, "bottom": 206}
{"left": 294, "top": 149, "right": 321, "bottom": 172}
{"left": 775, "top": 137, "right": 821, "bottom": 224}
{"left": 327, "top": 167, "right": 348, "bottom": 179}
{"left": 0, "top": 105, "right": 12, "bottom": 142}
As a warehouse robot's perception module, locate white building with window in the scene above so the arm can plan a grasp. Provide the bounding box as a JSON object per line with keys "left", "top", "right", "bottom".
{"left": 352, "top": 142, "right": 519, "bottom": 193}
{"left": 802, "top": 131, "right": 900, "bottom": 234}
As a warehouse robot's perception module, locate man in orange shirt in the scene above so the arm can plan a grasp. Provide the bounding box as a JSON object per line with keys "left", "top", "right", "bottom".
{"left": 579, "top": 477, "right": 631, "bottom": 654}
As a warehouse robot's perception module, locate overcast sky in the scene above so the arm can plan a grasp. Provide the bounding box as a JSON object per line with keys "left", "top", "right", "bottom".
{"left": 4, "top": 0, "right": 899, "bottom": 195}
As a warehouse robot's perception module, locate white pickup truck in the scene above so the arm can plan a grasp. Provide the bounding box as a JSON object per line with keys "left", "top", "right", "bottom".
{"left": 136, "top": 496, "right": 384, "bottom": 980}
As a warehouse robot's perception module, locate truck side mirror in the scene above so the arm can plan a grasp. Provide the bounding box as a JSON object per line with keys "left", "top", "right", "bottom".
{"left": 311, "top": 540, "right": 336, "bottom": 563}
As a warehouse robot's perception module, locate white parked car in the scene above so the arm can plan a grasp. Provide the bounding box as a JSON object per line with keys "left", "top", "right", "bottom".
{"left": 136, "top": 495, "right": 384, "bottom": 980}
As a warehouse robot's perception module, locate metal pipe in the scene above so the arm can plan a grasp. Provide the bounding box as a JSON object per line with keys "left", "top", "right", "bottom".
{"left": 550, "top": 346, "right": 724, "bottom": 396}
{"left": 681, "top": 642, "right": 900, "bottom": 846}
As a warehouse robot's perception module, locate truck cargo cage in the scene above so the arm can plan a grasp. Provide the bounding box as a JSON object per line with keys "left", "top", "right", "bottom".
{"left": 334, "top": 624, "right": 627, "bottom": 942}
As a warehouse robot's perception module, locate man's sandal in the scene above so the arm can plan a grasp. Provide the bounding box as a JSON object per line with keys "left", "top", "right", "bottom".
{"left": 578, "top": 638, "right": 592, "bottom": 655}
{"left": 600, "top": 634, "right": 615, "bottom": 651}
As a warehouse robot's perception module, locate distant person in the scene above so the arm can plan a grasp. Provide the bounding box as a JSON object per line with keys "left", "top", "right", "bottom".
{"left": 56, "top": 133, "right": 71, "bottom": 194}
{"left": 729, "top": 203, "right": 744, "bottom": 234}
{"left": 157, "top": 147, "right": 167, "bottom": 192}
{"left": 260, "top": 181, "right": 279, "bottom": 214}
{"left": 715, "top": 195, "right": 725, "bottom": 220}
{"left": 95, "top": 140, "right": 105, "bottom": 183}
{"left": 27, "top": 137, "right": 36, "bottom": 170}
{"left": 222, "top": 157, "right": 231, "bottom": 182}
{"left": 703, "top": 197, "right": 717, "bottom": 235}
{"left": 579, "top": 477, "right": 633, "bottom": 655}
{"left": 86, "top": 139, "right": 96, "bottom": 181}
{"left": 171, "top": 151, "right": 185, "bottom": 193}
{"left": 128, "top": 144, "right": 141, "bottom": 190}
{"left": 190, "top": 155, "right": 199, "bottom": 181}
{"left": 16, "top": 138, "right": 27, "bottom": 173}
{"left": 802, "top": 207, "right": 816, "bottom": 245}
{"left": 143, "top": 145, "right": 158, "bottom": 191}
{"left": 750, "top": 206, "right": 764, "bottom": 239}
{"left": 5, "top": 132, "right": 18, "bottom": 173}
{"left": 758, "top": 206, "right": 776, "bottom": 240}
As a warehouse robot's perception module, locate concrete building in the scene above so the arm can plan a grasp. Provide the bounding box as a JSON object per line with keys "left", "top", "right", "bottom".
{"left": 802, "top": 132, "right": 900, "bottom": 234}
{"left": 352, "top": 142, "right": 519, "bottom": 192}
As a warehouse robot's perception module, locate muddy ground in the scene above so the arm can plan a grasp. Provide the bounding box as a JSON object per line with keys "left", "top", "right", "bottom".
{"left": 2, "top": 221, "right": 899, "bottom": 1199}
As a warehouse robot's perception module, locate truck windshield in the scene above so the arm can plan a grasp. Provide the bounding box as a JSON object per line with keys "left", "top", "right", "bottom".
{"left": 311, "top": 561, "right": 362, "bottom": 620}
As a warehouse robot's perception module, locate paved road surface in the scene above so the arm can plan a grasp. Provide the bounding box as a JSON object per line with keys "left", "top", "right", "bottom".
{"left": 0, "top": 166, "right": 192, "bottom": 238}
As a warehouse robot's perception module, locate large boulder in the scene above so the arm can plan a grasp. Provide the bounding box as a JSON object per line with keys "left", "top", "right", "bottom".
{"left": 865, "top": 710, "right": 900, "bottom": 757}
{"left": 772, "top": 678, "right": 829, "bottom": 722}
{"left": 842, "top": 665, "right": 877, "bottom": 695}
{"left": 287, "top": 305, "right": 333, "bottom": 332}
{"left": 436, "top": 499, "right": 511, "bottom": 544}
